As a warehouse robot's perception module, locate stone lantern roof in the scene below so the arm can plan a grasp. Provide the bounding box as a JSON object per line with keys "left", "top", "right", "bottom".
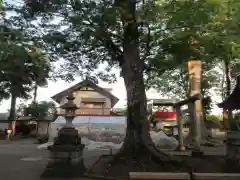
{"left": 218, "top": 76, "right": 240, "bottom": 110}
{"left": 60, "top": 93, "right": 78, "bottom": 111}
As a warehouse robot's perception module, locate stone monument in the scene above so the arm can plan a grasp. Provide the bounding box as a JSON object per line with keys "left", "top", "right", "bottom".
{"left": 41, "top": 93, "right": 85, "bottom": 178}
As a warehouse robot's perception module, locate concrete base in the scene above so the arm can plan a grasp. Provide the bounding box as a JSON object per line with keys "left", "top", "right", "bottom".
{"left": 192, "top": 150, "right": 204, "bottom": 157}
{"left": 41, "top": 159, "right": 85, "bottom": 178}
{"left": 41, "top": 126, "right": 86, "bottom": 178}
{"left": 223, "top": 159, "right": 240, "bottom": 173}
{"left": 41, "top": 145, "right": 86, "bottom": 178}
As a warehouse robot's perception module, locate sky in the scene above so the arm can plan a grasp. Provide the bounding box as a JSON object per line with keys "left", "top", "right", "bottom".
{"left": 0, "top": 73, "right": 160, "bottom": 112}
{"left": 0, "top": 71, "right": 223, "bottom": 114}
{"left": 0, "top": 0, "right": 224, "bottom": 114}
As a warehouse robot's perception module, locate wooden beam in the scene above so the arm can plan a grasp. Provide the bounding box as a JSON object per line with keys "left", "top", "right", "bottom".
{"left": 173, "top": 94, "right": 201, "bottom": 107}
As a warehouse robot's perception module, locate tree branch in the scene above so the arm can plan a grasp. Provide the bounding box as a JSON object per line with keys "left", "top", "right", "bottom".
{"left": 70, "top": 0, "right": 123, "bottom": 63}
{"left": 80, "top": 20, "right": 122, "bottom": 62}
{"left": 140, "top": 22, "right": 151, "bottom": 62}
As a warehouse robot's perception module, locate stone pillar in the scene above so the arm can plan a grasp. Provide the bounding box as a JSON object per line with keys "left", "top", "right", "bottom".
{"left": 188, "top": 60, "right": 203, "bottom": 154}
{"left": 41, "top": 93, "right": 86, "bottom": 178}
{"left": 225, "top": 131, "right": 240, "bottom": 172}
{"left": 175, "top": 105, "right": 185, "bottom": 151}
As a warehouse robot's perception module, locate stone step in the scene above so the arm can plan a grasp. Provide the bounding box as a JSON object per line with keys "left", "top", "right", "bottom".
{"left": 129, "top": 172, "right": 240, "bottom": 180}
{"left": 227, "top": 132, "right": 240, "bottom": 139}
{"left": 129, "top": 172, "right": 190, "bottom": 180}
{"left": 192, "top": 173, "right": 240, "bottom": 180}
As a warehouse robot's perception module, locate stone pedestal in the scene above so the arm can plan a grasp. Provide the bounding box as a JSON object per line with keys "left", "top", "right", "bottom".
{"left": 224, "top": 131, "right": 240, "bottom": 172}
{"left": 41, "top": 127, "right": 86, "bottom": 178}
{"left": 192, "top": 149, "right": 204, "bottom": 157}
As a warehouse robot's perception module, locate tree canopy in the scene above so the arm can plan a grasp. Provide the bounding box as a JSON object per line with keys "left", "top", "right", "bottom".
{"left": 1, "top": 0, "right": 240, "bottom": 174}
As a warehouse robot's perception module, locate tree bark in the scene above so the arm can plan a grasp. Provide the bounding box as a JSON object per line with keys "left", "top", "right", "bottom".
{"left": 8, "top": 91, "right": 17, "bottom": 129}
{"left": 117, "top": 0, "right": 169, "bottom": 161}
{"left": 223, "top": 59, "right": 232, "bottom": 129}
{"left": 33, "top": 83, "right": 38, "bottom": 103}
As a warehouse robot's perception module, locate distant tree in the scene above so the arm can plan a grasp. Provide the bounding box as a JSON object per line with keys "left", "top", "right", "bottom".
{"left": 16, "top": 103, "right": 27, "bottom": 117}
{"left": 0, "top": 26, "right": 51, "bottom": 124}
{"left": 28, "top": 48, "right": 51, "bottom": 103}
{"left": 0, "top": 43, "right": 34, "bottom": 122}
{"left": 24, "top": 101, "right": 57, "bottom": 120}
{"left": 4, "top": 0, "right": 240, "bottom": 170}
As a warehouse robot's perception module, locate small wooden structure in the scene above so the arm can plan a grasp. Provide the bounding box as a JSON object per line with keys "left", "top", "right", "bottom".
{"left": 218, "top": 76, "right": 240, "bottom": 110}
{"left": 148, "top": 99, "right": 178, "bottom": 136}
{"left": 218, "top": 75, "right": 240, "bottom": 129}
{"left": 218, "top": 75, "right": 240, "bottom": 172}
{"left": 173, "top": 94, "right": 206, "bottom": 152}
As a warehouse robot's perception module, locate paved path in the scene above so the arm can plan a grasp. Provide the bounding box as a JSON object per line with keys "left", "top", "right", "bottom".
{"left": 0, "top": 140, "right": 227, "bottom": 180}
{"left": 0, "top": 140, "right": 111, "bottom": 180}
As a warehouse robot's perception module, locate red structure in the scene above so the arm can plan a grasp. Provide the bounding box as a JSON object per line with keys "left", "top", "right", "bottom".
{"left": 153, "top": 112, "right": 177, "bottom": 119}
{"left": 147, "top": 99, "right": 178, "bottom": 135}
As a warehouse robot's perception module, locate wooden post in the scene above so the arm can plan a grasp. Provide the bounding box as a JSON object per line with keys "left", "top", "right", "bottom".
{"left": 188, "top": 102, "right": 200, "bottom": 148}
{"left": 188, "top": 60, "right": 203, "bottom": 150}
{"left": 176, "top": 105, "right": 185, "bottom": 151}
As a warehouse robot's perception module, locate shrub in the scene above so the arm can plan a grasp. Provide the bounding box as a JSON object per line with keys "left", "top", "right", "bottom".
{"left": 206, "top": 114, "right": 223, "bottom": 121}
{"left": 36, "top": 135, "right": 49, "bottom": 144}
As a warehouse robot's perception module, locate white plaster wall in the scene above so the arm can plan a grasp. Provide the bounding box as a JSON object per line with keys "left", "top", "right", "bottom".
{"left": 37, "top": 122, "right": 50, "bottom": 135}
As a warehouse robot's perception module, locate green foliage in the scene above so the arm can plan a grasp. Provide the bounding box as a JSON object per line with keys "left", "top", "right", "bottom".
{"left": 205, "top": 119, "right": 224, "bottom": 129}
{"left": 0, "top": 42, "right": 33, "bottom": 100}
{"left": 28, "top": 48, "right": 51, "bottom": 87}
{"left": 146, "top": 0, "right": 240, "bottom": 108}
{"left": 205, "top": 115, "right": 224, "bottom": 129}
{"left": 2, "top": 0, "right": 240, "bottom": 120}
{"left": 24, "top": 101, "right": 57, "bottom": 119}
{"left": 36, "top": 135, "right": 49, "bottom": 144}
{"left": 206, "top": 114, "right": 223, "bottom": 121}
{"left": 2, "top": 0, "right": 238, "bottom": 86}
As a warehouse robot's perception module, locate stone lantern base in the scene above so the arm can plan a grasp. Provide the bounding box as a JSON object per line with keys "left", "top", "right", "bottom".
{"left": 41, "top": 127, "right": 85, "bottom": 178}
{"left": 224, "top": 131, "right": 240, "bottom": 172}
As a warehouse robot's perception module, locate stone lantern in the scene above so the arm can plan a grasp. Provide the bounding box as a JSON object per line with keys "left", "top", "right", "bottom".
{"left": 218, "top": 76, "right": 240, "bottom": 172}
{"left": 60, "top": 93, "right": 78, "bottom": 128}
{"left": 41, "top": 93, "right": 85, "bottom": 178}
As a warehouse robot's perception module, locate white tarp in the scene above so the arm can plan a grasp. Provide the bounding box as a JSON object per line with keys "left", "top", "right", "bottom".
{"left": 54, "top": 116, "right": 127, "bottom": 124}
{"left": 48, "top": 116, "right": 127, "bottom": 141}
{"left": 38, "top": 131, "right": 178, "bottom": 150}
{"left": 39, "top": 115, "right": 179, "bottom": 151}
{"left": 150, "top": 131, "right": 179, "bottom": 150}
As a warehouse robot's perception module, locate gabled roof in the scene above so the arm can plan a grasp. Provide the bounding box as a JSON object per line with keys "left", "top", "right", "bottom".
{"left": 218, "top": 76, "right": 240, "bottom": 110}
{"left": 51, "top": 80, "right": 119, "bottom": 107}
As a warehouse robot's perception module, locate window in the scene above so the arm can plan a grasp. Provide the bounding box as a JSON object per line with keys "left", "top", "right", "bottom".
{"left": 83, "top": 102, "right": 104, "bottom": 108}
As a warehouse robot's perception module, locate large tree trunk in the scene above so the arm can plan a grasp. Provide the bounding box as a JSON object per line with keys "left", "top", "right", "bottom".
{"left": 117, "top": 0, "right": 169, "bottom": 161}
{"left": 33, "top": 83, "right": 38, "bottom": 103}
{"left": 8, "top": 91, "right": 17, "bottom": 130}
{"left": 223, "top": 59, "right": 232, "bottom": 129}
